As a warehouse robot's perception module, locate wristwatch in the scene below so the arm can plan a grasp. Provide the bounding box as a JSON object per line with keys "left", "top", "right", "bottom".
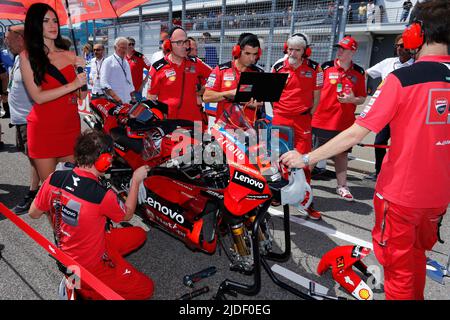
{"left": 302, "top": 153, "right": 310, "bottom": 166}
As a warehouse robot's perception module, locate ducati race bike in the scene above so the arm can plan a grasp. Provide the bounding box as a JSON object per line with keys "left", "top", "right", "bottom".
{"left": 84, "top": 96, "right": 317, "bottom": 299}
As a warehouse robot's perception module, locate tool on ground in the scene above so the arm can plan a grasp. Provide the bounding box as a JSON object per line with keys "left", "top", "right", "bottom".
{"left": 426, "top": 254, "right": 450, "bottom": 285}
{"left": 183, "top": 266, "right": 217, "bottom": 287}
{"left": 177, "top": 286, "right": 210, "bottom": 300}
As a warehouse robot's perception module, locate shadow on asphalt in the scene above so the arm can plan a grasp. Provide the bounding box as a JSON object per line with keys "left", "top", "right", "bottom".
{"left": 0, "top": 184, "right": 30, "bottom": 219}
{"left": 0, "top": 142, "right": 19, "bottom": 154}
{"left": 313, "top": 194, "right": 373, "bottom": 216}
{"left": 313, "top": 184, "right": 375, "bottom": 202}
{"left": 262, "top": 215, "right": 343, "bottom": 299}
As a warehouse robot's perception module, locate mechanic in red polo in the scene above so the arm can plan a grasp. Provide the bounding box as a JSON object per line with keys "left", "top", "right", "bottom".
{"left": 271, "top": 32, "right": 323, "bottom": 220}
{"left": 29, "top": 129, "right": 154, "bottom": 300}
{"left": 148, "top": 26, "right": 212, "bottom": 125}
{"left": 126, "top": 37, "right": 151, "bottom": 99}
{"left": 203, "top": 33, "right": 264, "bottom": 123}
{"left": 311, "top": 36, "right": 366, "bottom": 202}
{"left": 281, "top": 0, "right": 449, "bottom": 300}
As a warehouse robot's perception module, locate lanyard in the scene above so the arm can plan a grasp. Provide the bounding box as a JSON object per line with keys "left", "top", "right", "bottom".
{"left": 8, "top": 57, "right": 19, "bottom": 89}
{"left": 113, "top": 55, "right": 131, "bottom": 85}
{"left": 95, "top": 58, "right": 104, "bottom": 79}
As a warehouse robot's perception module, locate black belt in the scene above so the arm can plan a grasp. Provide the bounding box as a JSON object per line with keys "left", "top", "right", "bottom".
{"left": 91, "top": 93, "right": 105, "bottom": 99}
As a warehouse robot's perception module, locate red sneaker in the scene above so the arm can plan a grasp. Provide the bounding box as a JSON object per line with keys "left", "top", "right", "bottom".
{"left": 297, "top": 206, "right": 322, "bottom": 220}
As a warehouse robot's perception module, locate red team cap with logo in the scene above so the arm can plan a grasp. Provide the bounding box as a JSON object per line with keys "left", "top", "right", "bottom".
{"left": 335, "top": 36, "right": 358, "bottom": 51}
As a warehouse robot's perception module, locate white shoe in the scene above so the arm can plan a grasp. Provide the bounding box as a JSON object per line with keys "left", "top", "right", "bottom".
{"left": 58, "top": 277, "right": 68, "bottom": 300}
{"left": 336, "top": 186, "right": 355, "bottom": 202}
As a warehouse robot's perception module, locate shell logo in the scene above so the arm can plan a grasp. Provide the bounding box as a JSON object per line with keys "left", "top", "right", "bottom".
{"left": 169, "top": 76, "right": 176, "bottom": 82}
{"left": 359, "top": 289, "right": 371, "bottom": 300}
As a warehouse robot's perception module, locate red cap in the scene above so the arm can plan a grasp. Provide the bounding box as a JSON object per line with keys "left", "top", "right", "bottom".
{"left": 335, "top": 36, "right": 358, "bottom": 51}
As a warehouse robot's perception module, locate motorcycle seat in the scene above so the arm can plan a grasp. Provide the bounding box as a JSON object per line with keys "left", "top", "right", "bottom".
{"left": 110, "top": 127, "right": 144, "bottom": 154}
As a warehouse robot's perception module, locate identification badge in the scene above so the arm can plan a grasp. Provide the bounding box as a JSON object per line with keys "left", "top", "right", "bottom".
{"left": 223, "top": 74, "right": 235, "bottom": 81}
{"left": 165, "top": 69, "right": 176, "bottom": 78}
{"left": 329, "top": 72, "right": 339, "bottom": 80}
{"left": 206, "top": 74, "right": 216, "bottom": 87}
{"left": 301, "top": 71, "right": 313, "bottom": 78}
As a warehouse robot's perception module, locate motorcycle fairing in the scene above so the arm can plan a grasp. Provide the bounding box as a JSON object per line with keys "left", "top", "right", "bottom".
{"left": 317, "top": 245, "right": 374, "bottom": 300}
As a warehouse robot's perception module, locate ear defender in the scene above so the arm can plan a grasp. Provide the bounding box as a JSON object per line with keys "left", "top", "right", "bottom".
{"left": 94, "top": 152, "right": 113, "bottom": 173}
{"left": 232, "top": 33, "right": 262, "bottom": 60}
{"left": 94, "top": 138, "right": 114, "bottom": 173}
{"left": 163, "top": 25, "right": 185, "bottom": 53}
{"left": 402, "top": 22, "right": 424, "bottom": 50}
{"left": 162, "top": 39, "right": 172, "bottom": 52}
{"left": 284, "top": 33, "right": 312, "bottom": 58}
{"left": 232, "top": 44, "right": 262, "bottom": 59}
{"left": 232, "top": 44, "right": 241, "bottom": 59}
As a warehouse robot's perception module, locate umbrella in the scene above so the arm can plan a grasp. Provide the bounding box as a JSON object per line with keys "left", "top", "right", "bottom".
{"left": 0, "top": 0, "right": 149, "bottom": 53}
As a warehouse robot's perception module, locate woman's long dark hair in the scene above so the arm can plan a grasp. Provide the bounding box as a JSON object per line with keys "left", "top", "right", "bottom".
{"left": 24, "top": 3, "right": 67, "bottom": 86}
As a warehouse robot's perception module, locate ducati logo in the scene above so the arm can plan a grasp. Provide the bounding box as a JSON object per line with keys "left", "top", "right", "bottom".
{"left": 435, "top": 98, "right": 448, "bottom": 115}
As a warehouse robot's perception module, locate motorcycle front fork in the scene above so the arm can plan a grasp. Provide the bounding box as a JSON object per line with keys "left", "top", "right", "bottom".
{"left": 230, "top": 216, "right": 270, "bottom": 259}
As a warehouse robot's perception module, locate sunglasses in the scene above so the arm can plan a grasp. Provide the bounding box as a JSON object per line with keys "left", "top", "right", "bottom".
{"left": 128, "top": 43, "right": 135, "bottom": 46}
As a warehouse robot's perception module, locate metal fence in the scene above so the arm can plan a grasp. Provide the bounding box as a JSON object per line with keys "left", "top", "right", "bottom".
{"left": 1, "top": 0, "right": 412, "bottom": 68}
{"left": 98, "top": 0, "right": 343, "bottom": 71}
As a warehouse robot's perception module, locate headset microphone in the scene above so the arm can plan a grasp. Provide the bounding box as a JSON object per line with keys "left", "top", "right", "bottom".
{"left": 76, "top": 66, "right": 87, "bottom": 91}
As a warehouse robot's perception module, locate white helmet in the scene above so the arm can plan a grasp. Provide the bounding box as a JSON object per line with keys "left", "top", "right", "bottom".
{"left": 280, "top": 169, "right": 312, "bottom": 208}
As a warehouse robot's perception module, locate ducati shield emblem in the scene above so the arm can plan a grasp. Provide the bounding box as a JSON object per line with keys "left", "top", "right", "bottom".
{"left": 435, "top": 98, "right": 448, "bottom": 115}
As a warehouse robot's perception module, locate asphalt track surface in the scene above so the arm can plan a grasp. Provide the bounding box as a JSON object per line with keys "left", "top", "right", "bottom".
{"left": 1, "top": 116, "right": 449, "bottom": 301}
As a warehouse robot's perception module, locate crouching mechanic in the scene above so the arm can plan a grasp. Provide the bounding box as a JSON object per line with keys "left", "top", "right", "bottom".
{"left": 281, "top": 0, "right": 449, "bottom": 300}
{"left": 271, "top": 32, "right": 323, "bottom": 220}
{"left": 29, "top": 129, "right": 154, "bottom": 300}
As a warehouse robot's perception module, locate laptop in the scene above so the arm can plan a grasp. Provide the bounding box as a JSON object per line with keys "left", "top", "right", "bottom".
{"left": 234, "top": 72, "right": 288, "bottom": 103}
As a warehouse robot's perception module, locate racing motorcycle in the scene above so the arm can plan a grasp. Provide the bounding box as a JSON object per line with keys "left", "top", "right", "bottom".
{"left": 84, "top": 96, "right": 315, "bottom": 299}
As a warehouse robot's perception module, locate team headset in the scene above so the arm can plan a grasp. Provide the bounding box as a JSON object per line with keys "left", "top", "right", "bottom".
{"left": 162, "top": 26, "right": 186, "bottom": 53}
{"left": 94, "top": 139, "right": 114, "bottom": 173}
{"left": 402, "top": 20, "right": 424, "bottom": 51}
{"left": 283, "top": 33, "right": 312, "bottom": 58}
{"left": 231, "top": 34, "right": 262, "bottom": 60}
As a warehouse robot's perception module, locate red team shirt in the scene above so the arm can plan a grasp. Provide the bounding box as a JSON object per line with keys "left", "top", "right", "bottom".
{"left": 205, "top": 60, "right": 264, "bottom": 119}
{"left": 34, "top": 167, "right": 126, "bottom": 268}
{"left": 126, "top": 51, "right": 151, "bottom": 92}
{"left": 312, "top": 59, "right": 366, "bottom": 131}
{"left": 149, "top": 55, "right": 212, "bottom": 122}
{"left": 272, "top": 58, "right": 323, "bottom": 115}
{"left": 356, "top": 55, "right": 450, "bottom": 208}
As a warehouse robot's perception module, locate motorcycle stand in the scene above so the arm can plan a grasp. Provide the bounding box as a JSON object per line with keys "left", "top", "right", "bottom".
{"left": 214, "top": 204, "right": 316, "bottom": 300}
